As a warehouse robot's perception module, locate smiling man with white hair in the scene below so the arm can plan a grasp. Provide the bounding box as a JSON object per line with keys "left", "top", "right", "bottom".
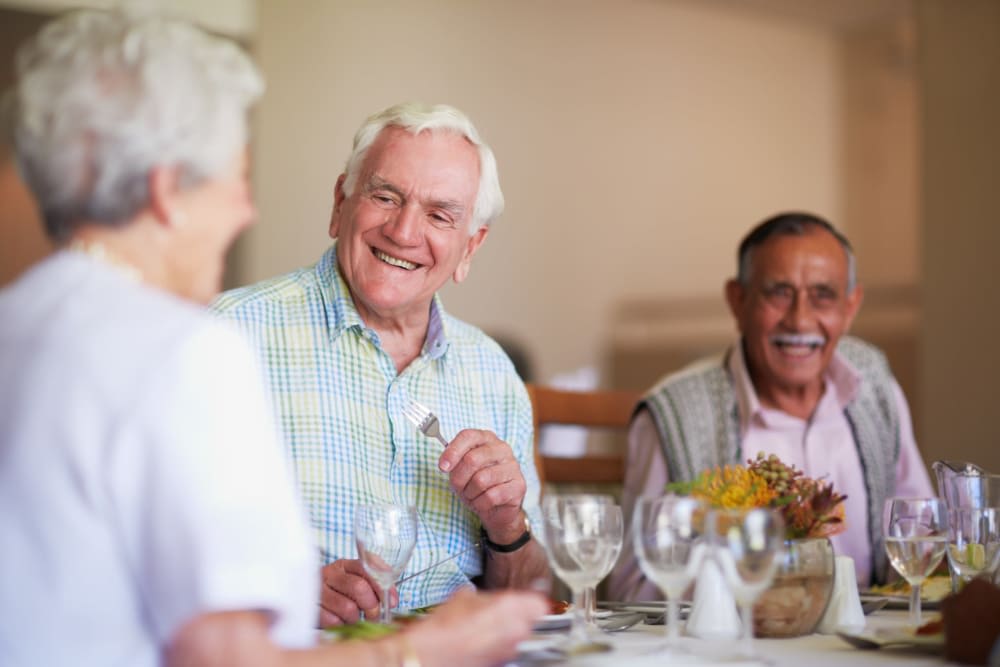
{"left": 213, "top": 103, "right": 549, "bottom": 625}
{"left": 610, "top": 212, "right": 933, "bottom": 601}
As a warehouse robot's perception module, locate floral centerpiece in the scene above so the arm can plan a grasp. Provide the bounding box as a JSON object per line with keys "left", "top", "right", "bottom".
{"left": 669, "top": 453, "right": 847, "bottom": 637}
{"left": 668, "top": 452, "right": 847, "bottom": 539}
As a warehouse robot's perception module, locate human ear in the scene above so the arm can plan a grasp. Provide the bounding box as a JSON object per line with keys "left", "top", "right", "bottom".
{"left": 328, "top": 173, "right": 348, "bottom": 240}
{"left": 452, "top": 226, "right": 489, "bottom": 283}
{"left": 148, "top": 166, "right": 185, "bottom": 227}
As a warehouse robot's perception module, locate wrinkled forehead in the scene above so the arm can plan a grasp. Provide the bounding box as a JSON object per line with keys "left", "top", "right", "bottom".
{"left": 361, "top": 126, "right": 480, "bottom": 196}
{"left": 749, "top": 228, "right": 851, "bottom": 284}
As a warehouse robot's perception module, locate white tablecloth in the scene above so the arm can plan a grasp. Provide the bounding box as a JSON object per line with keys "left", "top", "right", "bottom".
{"left": 511, "top": 610, "right": 955, "bottom": 666}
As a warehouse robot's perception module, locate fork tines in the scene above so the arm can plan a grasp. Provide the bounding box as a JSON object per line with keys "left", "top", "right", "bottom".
{"left": 402, "top": 400, "right": 432, "bottom": 430}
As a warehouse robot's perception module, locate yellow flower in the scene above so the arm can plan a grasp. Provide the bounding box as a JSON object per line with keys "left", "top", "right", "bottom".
{"left": 667, "top": 455, "right": 848, "bottom": 539}
{"left": 687, "top": 465, "right": 778, "bottom": 510}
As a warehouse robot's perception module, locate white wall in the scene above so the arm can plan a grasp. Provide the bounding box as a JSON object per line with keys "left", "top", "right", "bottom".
{"left": 248, "top": 0, "right": 843, "bottom": 381}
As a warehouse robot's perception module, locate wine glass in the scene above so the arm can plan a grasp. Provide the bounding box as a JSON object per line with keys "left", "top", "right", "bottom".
{"left": 946, "top": 507, "right": 1000, "bottom": 589}
{"left": 712, "top": 507, "right": 785, "bottom": 659}
{"left": 567, "top": 494, "right": 622, "bottom": 634}
{"left": 354, "top": 503, "right": 418, "bottom": 624}
{"left": 633, "top": 495, "right": 706, "bottom": 651}
{"left": 541, "top": 494, "right": 622, "bottom": 650}
{"left": 884, "top": 497, "right": 948, "bottom": 627}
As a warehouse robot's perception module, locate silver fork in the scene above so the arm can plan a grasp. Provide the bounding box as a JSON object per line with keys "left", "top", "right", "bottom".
{"left": 402, "top": 399, "right": 449, "bottom": 447}
{"left": 395, "top": 541, "right": 481, "bottom": 586}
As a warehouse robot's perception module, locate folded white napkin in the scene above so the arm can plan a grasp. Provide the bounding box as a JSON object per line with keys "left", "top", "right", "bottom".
{"left": 687, "top": 554, "right": 742, "bottom": 640}
{"left": 817, "top": 555, "right": 866, "bottom": 634}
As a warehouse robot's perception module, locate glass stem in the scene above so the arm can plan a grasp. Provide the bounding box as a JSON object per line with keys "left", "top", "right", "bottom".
{"left": 583, "top": 586, "right": 596, "bottom": 629}
{"left": 569, "top": 588, "right": 588, "bottom": 643}
{"left": 380, "top": 584, "right": 392, "bottom": 624}
{"left": 740, "top": 601, "right": 755, "bottom": 658}
{"left": 666, "top": 596, "right": 680, "bottom": 644}
{"left": 910, "top": 582, "right": 922, "bottom": 627}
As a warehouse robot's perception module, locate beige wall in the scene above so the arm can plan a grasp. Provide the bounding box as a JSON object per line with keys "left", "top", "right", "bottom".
{"left": 917, "top": 0, "right": 1000, "bottom": 472}
{"left": 248, "top": 0, "right": 843, "bottom": 381}
{"left": 842, "top": 18, "right": 920, "bottom": 289}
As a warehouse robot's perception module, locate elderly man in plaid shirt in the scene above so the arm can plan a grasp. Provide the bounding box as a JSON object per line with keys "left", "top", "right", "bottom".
{"left": 213, "top": 102, "right": 548, "bottom": 625}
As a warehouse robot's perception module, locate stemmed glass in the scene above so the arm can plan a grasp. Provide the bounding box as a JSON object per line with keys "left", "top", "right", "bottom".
{"left": 541, "top": 494, "right": 623, "bottom": 650}
{"left": 883, "top": 497, "right": 948, "bottom": 627}
{"left": 633, "top": 495, "right": 706, "bottom": 651}
{"left": 712, "top": 507, "right": 785, "bottom": 659}
{"left": 573, "top": 495, "right": 622, "bottom": 634}
{"left": 946, "top": 507, "right": 1000, "bottom": 589}
{"left": 354, "top": 503, "right": 418, "bottom": 624}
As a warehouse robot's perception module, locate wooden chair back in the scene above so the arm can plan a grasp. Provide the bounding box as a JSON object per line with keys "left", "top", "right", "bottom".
{"left": 525, "top": 383, "right": 642, "bottom": 488}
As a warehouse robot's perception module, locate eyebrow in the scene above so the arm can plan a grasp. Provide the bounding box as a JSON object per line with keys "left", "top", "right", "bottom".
{"left": 365, "top": 174, "right": 467, "bottom": 219}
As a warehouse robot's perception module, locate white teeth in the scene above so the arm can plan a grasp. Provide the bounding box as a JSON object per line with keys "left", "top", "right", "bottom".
{"left": 374, "top": 249, "right": 417, "bottom": 270}
{"left": 771, "top": 334, "right": 825, "bottom": 356}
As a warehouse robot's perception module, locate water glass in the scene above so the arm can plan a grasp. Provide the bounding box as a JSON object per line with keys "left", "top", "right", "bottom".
{"left": 947, "top": 507, "right": 1000, "bottom": 587}
{"left": 712, "top": 507, "right": 785, "bottom": 658}
{"left": 354, "top": 503, "right": 418, "bottom": 623}
{"left": 633, "top": 495, "right": 706, "bottom": 649}
{"left": 883, "top": 497, "right": 948, "bottom": 626}
{"left": 541, "top": 494, "right": 622, "bottom": 648}
{"left": 575, "top": 495, "right": 622, "bottom": 633}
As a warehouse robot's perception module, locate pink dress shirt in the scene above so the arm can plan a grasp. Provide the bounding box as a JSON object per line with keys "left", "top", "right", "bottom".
{"left": 609, "top": 343, "right": 933, "bottom": 601}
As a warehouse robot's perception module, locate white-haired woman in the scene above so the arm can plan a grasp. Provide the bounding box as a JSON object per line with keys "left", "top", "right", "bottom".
{"left": 0, "top": 9, "right": 544, "bottom": 667}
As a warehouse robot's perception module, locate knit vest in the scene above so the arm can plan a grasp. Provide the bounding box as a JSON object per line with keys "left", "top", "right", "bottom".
{"left": 641, "top": 336, "right": 901, "bottom": 584}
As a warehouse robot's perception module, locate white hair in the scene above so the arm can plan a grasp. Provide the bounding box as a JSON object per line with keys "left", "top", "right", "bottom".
{"left": 342, "top": 102, "right": 504, "bottom": 233}
{"left": 7, "top": 8, "right": 263, "bottom": 241}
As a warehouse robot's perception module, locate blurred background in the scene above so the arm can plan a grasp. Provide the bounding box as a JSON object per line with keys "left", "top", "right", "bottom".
{"left": 1, "top": 0, "right": 997, "bottom": 471}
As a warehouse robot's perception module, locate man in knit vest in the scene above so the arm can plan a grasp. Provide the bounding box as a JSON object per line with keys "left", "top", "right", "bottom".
{"left": 610, "top": 212, "right": 932, "bottom": 601}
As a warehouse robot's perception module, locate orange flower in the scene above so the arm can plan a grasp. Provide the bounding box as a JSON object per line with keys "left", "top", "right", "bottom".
{"left": 667, "top": 453, "right": 847, "bottom": 540}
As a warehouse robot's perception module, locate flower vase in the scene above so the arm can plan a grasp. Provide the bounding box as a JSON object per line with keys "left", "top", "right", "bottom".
{"left": 753, "top": 537, "right": 836, "bottom": 637}
{"left": 687, "top": 548, "right": 741, "bottom": 640}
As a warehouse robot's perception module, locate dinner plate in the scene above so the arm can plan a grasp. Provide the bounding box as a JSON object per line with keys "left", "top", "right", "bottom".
{"left": 597, "top": 600, "right": 691, "bottom": 621}
{"left": 836, "top": 626, "right": 944, "bottom": 652}
{"left": 862, "top": 575, "right": 951, "bottom": 610}
{"left": 533, "top": 611, "right": 573, "bottom": 631}
{"left": 858, "top": 593, "right": 942, "bottom": 611}
{"left": 532, "top": 608, "right": 613, "bottom": 631}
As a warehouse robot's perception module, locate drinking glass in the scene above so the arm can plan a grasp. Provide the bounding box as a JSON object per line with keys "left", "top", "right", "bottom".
{"left": 883, "top": 497, "right": 948, "bottom": 626}
{"left": 573, "top": 495, "right": 622, "bottom": 634}
{"left": 541, "top": 494, "right": 622, "bottom": 649}
{"left": 712, "top": 507, "right": 785, "bottom": 659}
{"left": 946, "top": 507, "right": 1000, "bottom": 588}
{"left": 354, "top": 503, "right": 418, "bottom": 624}
{"left": 633, "top": 495, "right": 706, "bottom": 650}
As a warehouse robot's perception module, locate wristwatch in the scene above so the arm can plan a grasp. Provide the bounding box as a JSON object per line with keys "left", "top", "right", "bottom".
{"left": 481, "top": 514, "right": 532, "bottom": 553}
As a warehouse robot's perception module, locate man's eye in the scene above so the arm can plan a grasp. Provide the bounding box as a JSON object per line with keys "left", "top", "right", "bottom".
{"left": 810, "top": 288, "right": 838, "bottom": 306}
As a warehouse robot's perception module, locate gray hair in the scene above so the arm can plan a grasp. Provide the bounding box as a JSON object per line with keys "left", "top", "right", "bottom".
{"left": 736, "top": 211, "right": 857, "bottom": 292}
{"left": 6, "top": 8, "right": 263, "bottom": 242}
{"left": 341, "top": 102, "right": 504, "bottom": 233}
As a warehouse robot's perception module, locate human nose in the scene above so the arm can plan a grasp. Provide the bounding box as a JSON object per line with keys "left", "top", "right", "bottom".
{"left": 782, "top": 287, "right": 815, "bottom": 328}
{"left": 382, "top": 203, "right": 423, "bottom": 246}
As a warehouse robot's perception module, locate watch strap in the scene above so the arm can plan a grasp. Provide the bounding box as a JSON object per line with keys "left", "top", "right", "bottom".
{"left": 481, "top": 520, "right": 532, "bottom": 553}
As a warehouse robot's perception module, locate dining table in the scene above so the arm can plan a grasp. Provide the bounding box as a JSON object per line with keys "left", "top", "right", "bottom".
{"left": 508, "top": 608, "right": 956, "bottom": 666}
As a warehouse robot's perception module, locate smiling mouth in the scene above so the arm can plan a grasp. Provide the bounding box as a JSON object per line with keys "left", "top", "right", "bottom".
{"left": 770, "top": 333, "right": 825, "bottom": 357}
{"left": 372, "top": 247, "right": 419, "bottom": 271}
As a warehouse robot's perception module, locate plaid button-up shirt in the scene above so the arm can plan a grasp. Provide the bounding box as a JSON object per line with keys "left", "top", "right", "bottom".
{"left": 212, "top": 244, "right": 541, "bottom": 609}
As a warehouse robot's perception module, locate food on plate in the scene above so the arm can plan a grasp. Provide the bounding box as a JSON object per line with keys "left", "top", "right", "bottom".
{"left": 549, "top": 599, "right": 571, "bottom": 615}
{"left": 916, "top": 617, "right": 944, "bottom": 636}
{"left": 324, "top": 621, "right": 398, "bottom": 640}
{"left": 868, "top": 574, "right": 951, "bottom": 602}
